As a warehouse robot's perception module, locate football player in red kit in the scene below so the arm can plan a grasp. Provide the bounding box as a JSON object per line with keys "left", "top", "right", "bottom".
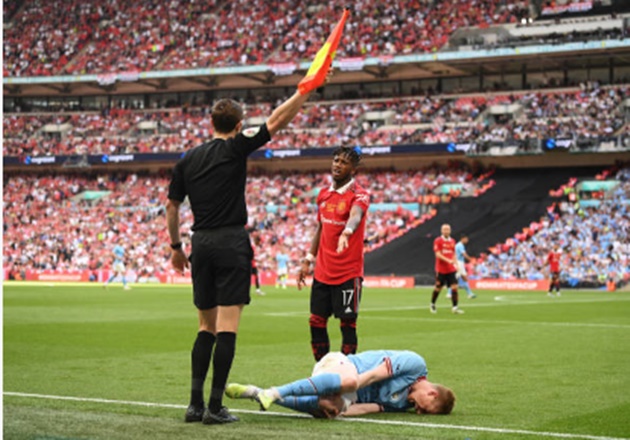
{"left": 431, "top": 224, "right": 464, "bottom": 314}
{"left": 547, "top": 243, "right": 562, "bottom": 297}
{"left": 298, "top": 147, "right": 370, "bottom": 361}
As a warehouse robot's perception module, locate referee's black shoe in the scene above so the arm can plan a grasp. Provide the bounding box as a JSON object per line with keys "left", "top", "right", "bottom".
{"left": 202, "top": 406, "right": 240, "bottom": 424}
{"left": 184, "top": 404, "right": 204, "bottom": 423}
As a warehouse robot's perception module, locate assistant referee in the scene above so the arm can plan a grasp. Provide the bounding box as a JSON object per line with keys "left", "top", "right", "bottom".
{"left": 166, "top": 89, "right": 314, "bottom": 424}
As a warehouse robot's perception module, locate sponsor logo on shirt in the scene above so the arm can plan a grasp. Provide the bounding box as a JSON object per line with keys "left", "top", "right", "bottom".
{"left": 321, "top": 217, "right": 346, "bottom": 226}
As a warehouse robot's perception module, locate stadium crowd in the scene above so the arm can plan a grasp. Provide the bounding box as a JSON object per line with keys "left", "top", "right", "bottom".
{"left": 471, "top": 168, "right": 630, "bottom": 287}
{"left": 3, "top": 0, "right": 99, "bottom": 77}
{"left": 3, "top": 0, "right": 530, "bottom": 76}
{"left": 3, "top": 85, "right": 627, "bottom": 157}
{"left": 3, "top": 165, "right": 482, "bottom": 280}
{"left": 65, "top": 0, "right": 221, "bottom": 74}
{"left": 268, "top": 0, "right": 529, "bottom": 63}
{"left": 477, "top": 84, "right": 627, "bottom": 143}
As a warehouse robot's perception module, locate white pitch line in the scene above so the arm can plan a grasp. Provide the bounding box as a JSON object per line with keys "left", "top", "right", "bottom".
{"left": 4, "top": 391, "right": 628, "bottom": 440}
{"left": 264, "top": 311, "right": 630, "bottom": 329}
{"left": 265, "top": 297, "right": 629, "bottom": 318}
{"left": 362, "top": 316, "right": 630, "bottom": 329}
{"left": 266, "top": 307, "right": 630, "bottom": 329}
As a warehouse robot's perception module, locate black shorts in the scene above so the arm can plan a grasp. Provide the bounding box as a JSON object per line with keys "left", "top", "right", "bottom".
{"left": 251, "top": 266, "right": 259, "bottom": 276}
{"left": 550, "top": 271, "right": 560, "bottom": 278}
{"left": 190, "top": 226, "right": 253, "bottom": 310}
{"left": 311, "top": 277, "right": 363, "bottom": 320}
{"left": 436, "top": 271, "right": 457, "bottom": 288}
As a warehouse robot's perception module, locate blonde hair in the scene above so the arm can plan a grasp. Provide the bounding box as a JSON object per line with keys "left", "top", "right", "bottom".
{"left": 433, "top": 384, "right": 456, "bottom": 415}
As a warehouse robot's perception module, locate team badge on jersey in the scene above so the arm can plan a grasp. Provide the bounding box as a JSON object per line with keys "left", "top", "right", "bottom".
{"left": 336, "top": 200, "right": 347, "bottom": 214}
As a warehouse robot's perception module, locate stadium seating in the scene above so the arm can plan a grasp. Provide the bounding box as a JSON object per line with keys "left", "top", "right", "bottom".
{"left": 4, "top": 85, "right": 627, "bottom": 157}
{"left": 2, "top": 166, "right": 483, "bottom": 278}
{"left": 471, "top": 168, "right": 630, "bottom": 286}
{"left": 3, "top": 0, "right": 99, "bottom": 77}
{"left": 446, "top": 14, "right": 628, "bottom": 52}
{"left": 3, "top": 0, "right": 530, "bottom": 76}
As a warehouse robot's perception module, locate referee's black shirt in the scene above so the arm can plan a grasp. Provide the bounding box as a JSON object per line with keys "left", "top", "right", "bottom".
{"left": 168, "top": 124, "right": 271, "bottom": 231}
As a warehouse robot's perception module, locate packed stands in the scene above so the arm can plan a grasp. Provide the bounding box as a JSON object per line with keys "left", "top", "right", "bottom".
{"left": 3, "top": 166, "right": 485, "bottom": 280}
{"left": 268, "top": 0, "right": 529, "bottom": 63}
{"left": 447, "top": 14, "right": 629, "bottom": 52}
{"left": 158, "top": 0, "right": 289, "bottom": 71}
{"left": 4, "top": 84, "right": 627, "bottom": 157}
{"left": 65, "top": 0, "right": 220, "bottom": 75}
{"left": 3, "top": 0, "right": 100, "bottom": 77}
{"left": 3, "top": 0, "right": 530, "bottom": 76}
{"left": 3, "top": 0, "right": 22, "bottom": 23}
{"left": 471, "top": 168, "right": 630, "bottom": 287}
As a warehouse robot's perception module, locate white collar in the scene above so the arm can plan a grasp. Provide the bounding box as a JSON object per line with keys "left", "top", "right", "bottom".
{"left": 330, "top": 178, "right": 354, "bottom": 194}
{"left": 442, "top": 235, "right": 451, "bottom": 240}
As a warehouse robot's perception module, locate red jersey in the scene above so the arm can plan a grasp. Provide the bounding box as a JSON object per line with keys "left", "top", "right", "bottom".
{"left": 314, "top": 180, "right": 370, "bottom": 285}
{"left": 434, "top": 236, "right": 456, "bottom": 274}
{"left": 547, "top": 251, "right": 560, "bottom": 273}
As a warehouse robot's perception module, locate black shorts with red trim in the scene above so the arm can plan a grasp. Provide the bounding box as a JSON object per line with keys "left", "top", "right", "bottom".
{"left": 435, "top": 271, "right": 457, "bottom": 287}
{"left": 311, "top": 277, "right": 363, "bottom": 319}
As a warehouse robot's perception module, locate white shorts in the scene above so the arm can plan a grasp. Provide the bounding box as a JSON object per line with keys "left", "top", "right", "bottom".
{"left": 312, "top": 352, "right": 358, "bottom": 412}
{"left": 456, "top": 260, "right": 467, "bottom": 278}
{"left": 277, "top": 267, "right": 288, "bottom": 276}
{"left": 113, "top": 262, "right": 126, "bottom": 273}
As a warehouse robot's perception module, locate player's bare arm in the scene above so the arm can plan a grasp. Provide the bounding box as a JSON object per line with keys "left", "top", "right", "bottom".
{"left": 166, "top": 198, "right": 189, "bottom": 274}
{"left": 337, "top": 205, "right": 365, "bottom": 253}
{"left": 356, "top": 361, "right": 392, "bottom": 388}
{"left": 435, "top": 251, "right": 455, "bottom": 265}
{"left": 342, "top": 403, "right": 383, "bottom": 417}
{"left": 298, "top": 221, "right": 322, "bottom": 290}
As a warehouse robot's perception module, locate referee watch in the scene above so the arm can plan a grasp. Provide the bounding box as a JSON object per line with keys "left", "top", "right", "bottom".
{"left": 170, "top": 242, "right": 183, "bottom": 251}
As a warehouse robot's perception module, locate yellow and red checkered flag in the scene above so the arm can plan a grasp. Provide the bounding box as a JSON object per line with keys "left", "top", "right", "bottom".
{"left": 298, "top": 8, "right": 350, "bottom": 95}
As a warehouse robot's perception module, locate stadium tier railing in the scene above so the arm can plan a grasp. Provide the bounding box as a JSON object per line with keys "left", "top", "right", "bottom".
{"left": 4, "top": 38, "right": 630, "bottom": 85}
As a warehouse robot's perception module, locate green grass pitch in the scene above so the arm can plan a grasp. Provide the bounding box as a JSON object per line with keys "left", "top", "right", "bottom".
{"left": 3, "top": 282, "right": 630, "bottom": 440}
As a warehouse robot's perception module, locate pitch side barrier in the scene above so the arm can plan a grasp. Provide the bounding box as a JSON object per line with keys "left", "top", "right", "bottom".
{"left": 2, "top": 142, "right": 473, "bottom": 167}
{"left": 3, "top": 269, "right": 415, "bottom": 289}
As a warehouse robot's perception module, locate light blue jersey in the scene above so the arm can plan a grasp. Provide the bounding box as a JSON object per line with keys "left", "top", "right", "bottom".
{"left": 113, "top": 245, "right": 125, "bottom": 263}
{"left": 455, "top": 242, "right": 466, "bottom": 263}
{"left": 276, "top": 253, "right": 289, "bottom": 270}
{"left": 348, "top": 350, "right": 428, "bottom": 412}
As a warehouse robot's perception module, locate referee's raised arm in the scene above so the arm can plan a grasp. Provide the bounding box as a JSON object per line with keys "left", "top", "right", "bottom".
{"left": 266, "top": 90, "right": 313, "bottom": 137}
{"left": 266, "top": 70, "right": 333, "bottom": 137}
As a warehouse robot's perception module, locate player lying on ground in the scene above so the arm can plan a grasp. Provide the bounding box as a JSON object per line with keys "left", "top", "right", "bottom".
{"left": 225, "top": 350, "right": 455, "bottom": 417}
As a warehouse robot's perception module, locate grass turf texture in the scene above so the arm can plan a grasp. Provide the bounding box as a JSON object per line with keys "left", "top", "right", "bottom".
{"left": 3, "top": 282, "right": 630, "bottom": 440}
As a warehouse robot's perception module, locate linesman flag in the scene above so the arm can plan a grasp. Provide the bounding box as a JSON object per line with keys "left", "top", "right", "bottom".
{"left": 298, "top": 8, "right": 350, "bottom": 95}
